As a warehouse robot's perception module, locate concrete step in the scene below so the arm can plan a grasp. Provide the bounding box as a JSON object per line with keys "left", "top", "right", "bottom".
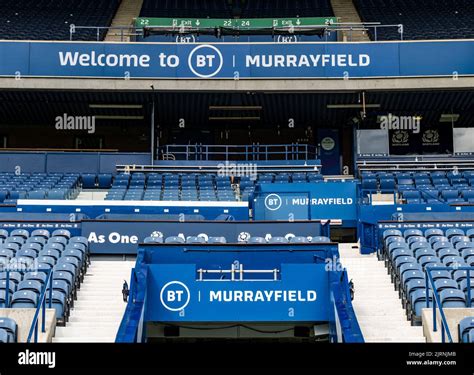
{"left": 339, "top": 243, "right": 426, "bottom": 343}
{"left": 52, "top": 257, "right": 134, "bottom": 343}
{"left": 54, "top": 327, "right": 118, "bottom": 337}
{"left": 53, "top": 336, "right": 116, "bottom": 343}
{"left": 106, "top": 0, "right": 144, "bottom": 42}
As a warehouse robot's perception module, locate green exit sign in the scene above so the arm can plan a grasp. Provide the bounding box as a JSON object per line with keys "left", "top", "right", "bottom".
{"left": 136, "top": 17, "right": 337, "bottom": 29}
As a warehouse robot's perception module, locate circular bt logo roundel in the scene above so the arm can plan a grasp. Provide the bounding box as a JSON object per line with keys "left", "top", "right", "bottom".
{"left": 188, "top": 44, "right": 224, "bottom": 78}
{"left": 320, "top": 137, "right": 335, "bottom": 151}
{"left": 264, "top": 193, "right": 282, "bottom": 211}
{"left": 160, "top": 281, "right": 190, "bottom": 312}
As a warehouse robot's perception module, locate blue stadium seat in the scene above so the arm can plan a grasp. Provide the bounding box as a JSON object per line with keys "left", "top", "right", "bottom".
{"left": 459, "top": 317, "right": 474, "bottom": 343}
{"left": 0, "top": 317, "right": 17, "bottom": 343}
{"left": 434, "top": 279, "right": 459, "bottom": 293}
{"left": 24, "top": 272, "right": 47, "bottom": 286}
{"left": 186, "top": 236, "right": 206, "bottom": 244}
{"left": 440, "top": 289, "right": 466, "bottom": 308}
{"left": 248, "top": 237, "right": 266, "bottom": 244}
{"left": 0, "top": 290, "right": 11, "bottom": 308}
{"left": 361, "top": 179, "right": 377, "bottom": 190}
{"left": 81, "top": 174, "right": 97, "bottom": 188}
{"left": 16, "top": 249, "right": 37, "bottom": 260}
{"left": 445, "top": 228, "right": 465, "bottom": 239}
{"left": 425, "top": 228, "right": 444, "bottom": 239}
{"left": 98, "top": 174, "right": 113, "bottom": 188}
{"left": 31, "top": 229, "right": 50, "bottom": 239}
{"left": 48, "top": 280, "right": 70, "bottom": 298}
{"left": 268, "top": 236, "right": 289, "bottom": 244}
{"left": 311, "top": 236, "right": 330, "bottom": 243}
{"left": 410, "top": 289, "right": 432, "bottom": 319}
{"left": 0, "top": 230, "right": 8, "bottom": 240}
{"left": 18, "top": 280, "right": 43, "bottom": 295}
{"left": 403, "top": 190, "right": 421, "bottom": 200}
{"left": 46, "top": 291, "right": 66, "bottom": 319}
{"left": 404, "top": 229, "right": 423, "bottom": 240}
{"left": 11, "top": 290, "right": 37, "bottom": 308}
{"left": 144, "top": 236, "right": 164, "bottom": 244}
{"left": 164, "top": 236, "right": 185, "bottom": 244}
{"left": 38, "top": 249, "right": 60, "bottom": 262}
{"left": 289, "top": 236, "right": 309, "bottom": 244}
{"left": 10, "top": 229, "right": 29, "bottom": 239}
{"left": 0, "top": 329, "right": 9, "bottom": 343}
{"left": 22, "top": 243, "right": 42, "bottom": 253}
{"left": 53, "top": 272, "right": 74, "bottom": 291}
{"left": 208, "top": 236, "right": 227, "bottom": 244}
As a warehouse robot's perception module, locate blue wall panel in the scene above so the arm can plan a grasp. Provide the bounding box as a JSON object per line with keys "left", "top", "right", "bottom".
{"left": 0, "top": 152, "right": 150, "bottom": 174}
{"left": 0, "top": 40, "right": 473, "bottom": 79}
{"left": 0, "top": 152, "right": 46, "bottom": 173}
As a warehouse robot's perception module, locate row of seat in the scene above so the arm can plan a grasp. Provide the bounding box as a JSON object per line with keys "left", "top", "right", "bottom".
{"left": 106, "top": 173, "right": 236, "bottom": 201}
{"left": 354, "top": 0, "right": 474, "bottom": 40}
{"left": 0, "top": 229, "right": 90, "bottom": 326}
{"left": 361, "top": 175, "right": 474, "bottom": 190}
{"left": 0, "top": 173, "right": 80, "bottom": 202}
{"left": 143, "top": 235, "right": 331, "bottom": 244}
{"left": 382, "top": 228, "right": 474, "bottom": 327}
{"left": 399, "top": 189, "right": 474, "bottom": 204}
{"left": 0, "top": 0, "right": 121, "bottom": 41}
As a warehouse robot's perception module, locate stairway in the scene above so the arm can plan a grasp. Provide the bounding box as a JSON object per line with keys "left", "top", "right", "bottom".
{"left": 339, "top": 244, "right": 426, "bottom": 342}
{"left": 53, "top": 257, "right": 135, "bottom": 342}
{"left": 105, "top": 0, "right": 144, "bottom": 42}
{"left": 330, "top": 0, "right": 371, "bottom": 41}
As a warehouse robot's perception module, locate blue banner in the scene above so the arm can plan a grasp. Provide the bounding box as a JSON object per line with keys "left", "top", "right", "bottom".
{"left": 145, "top": 263, "right": 329, "bottom": 322}
{"left": 253, "top": 181, "right": 358, "bottom": 222}
{"left": 0, "top": 40, "right": 473, "bottom": 79}
{"left": 82, "top": 220, "right": 324, "bottom": 254}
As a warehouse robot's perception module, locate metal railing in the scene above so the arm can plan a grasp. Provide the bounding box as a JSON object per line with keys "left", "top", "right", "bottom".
{"left": 357, "top": 155, "right": 474, "bottom": 174}
{"left": 197, "top": 263, "right": 280, "bottom": 281}
{"left": 27, "top": 269, "right": 53, "bottom": 343}
{"left": 0, "top": 269, "right": 53, "bottom": 343}
{"left": 158, "top": 143, "right": 318, "bottom": 161}
{"left": 425, "top": 266, "right": 473, "bottom": 343}
{"left": 69, "top": 24, "right": 142, "bottom": 42}
{"left": 69, "top": 22, "right": 403, "bottom": 42}
{"left": 327, "top": 22, "right": 403, "bottom": 41}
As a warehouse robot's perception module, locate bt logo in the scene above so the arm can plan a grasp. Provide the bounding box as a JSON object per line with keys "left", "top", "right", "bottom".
{"left": 160, "top": 281, "right": 190, "bottom": 311}
{"left": 188, "top": 44, "right": 223, "bottom": 78}
{"left": 264, "top": 193, "right": 282, "bottom": 211}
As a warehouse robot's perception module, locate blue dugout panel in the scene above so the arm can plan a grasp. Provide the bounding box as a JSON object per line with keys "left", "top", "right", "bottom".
{"left": 0, "top": 40, "right": 473, "bottom": 79}
{"left": 116, "top": 242, "right": 363, "bottom": 342}
{"left": 14, "top": 199, "right": 249, "bottom": 221}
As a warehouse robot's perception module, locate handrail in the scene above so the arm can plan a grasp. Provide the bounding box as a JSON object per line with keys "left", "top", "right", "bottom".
{"left": 69, "top": 22, "right": 403, "bottom": 42}
{"left": 27, "top": 269, "right": 53, "bottom": 343}
{"left": 425, "top": 266, "right": 473, "bottom": 343}
{"left": 115, "top": 251, "right": 147, "bottom": 342}
{"left": 157, "top": 143, "right": 318, "bottom": 161}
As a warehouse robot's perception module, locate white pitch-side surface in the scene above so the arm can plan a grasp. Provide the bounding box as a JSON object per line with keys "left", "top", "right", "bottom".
{"left": 339, "top": 243, "right": 426, "bottom": 343}
{"left": 53, "top": 257, "right": 135, "bottom": 343}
